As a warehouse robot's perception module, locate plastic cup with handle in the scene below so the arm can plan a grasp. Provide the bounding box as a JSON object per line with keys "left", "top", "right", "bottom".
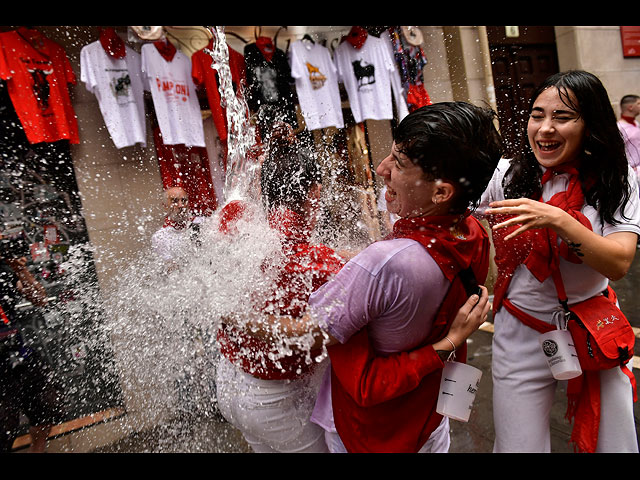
{"left": 539, "top": 329, "right": 582, "bottom": 380}
{"left": 436, "top": 361, "right": 482, "bottom": 422}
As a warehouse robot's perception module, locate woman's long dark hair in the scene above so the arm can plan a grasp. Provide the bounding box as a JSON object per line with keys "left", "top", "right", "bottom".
{"left": 503, "top": 70, "right": 630, "bottom": 226}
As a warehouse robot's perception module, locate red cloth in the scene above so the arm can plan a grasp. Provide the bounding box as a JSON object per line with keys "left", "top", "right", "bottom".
{"left": 153, "top": 39, "right": 177, "bottom": 62}
{"left": 255, "top": 37, "right": 275, "bottom": 62}
{"left": 216, "top": 201, "right": 345, "bottom": 380}
{"left": 328, "top": 213, "right": 490, "bottom": 452}
{"left": 192, "top": 41, "right": 246, "bottom": 148}
{"left": 153, "top": 126, "right": 217, "bottom": 216}
{"left": 0, "top": 28, "right": 79, "bottom": 144}
{"left": 343, "top": 26, "right": 368, "bottom": 50}
{"left": 99, "top": 27, "right": 125, "bottom": 59}
{"left": 406, "top": 83, "right": 432, "bottom": 112}
{"left": 491, "top": 164, "right": 608, "bottom": 453}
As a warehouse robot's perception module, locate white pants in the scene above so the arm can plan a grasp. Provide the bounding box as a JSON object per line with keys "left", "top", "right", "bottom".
{"left": 323, "top": 416, "right": 451, "bottom": 453}
{"left": 215, "top": 356, "right": 329, "bottom": 453}
{"left": 492, "top": 307, "right": 639, "bottom": 453}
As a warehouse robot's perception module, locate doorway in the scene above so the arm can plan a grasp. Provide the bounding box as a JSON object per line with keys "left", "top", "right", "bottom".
{"left": 487, "top": 26, "right": 559, "bottom": 157}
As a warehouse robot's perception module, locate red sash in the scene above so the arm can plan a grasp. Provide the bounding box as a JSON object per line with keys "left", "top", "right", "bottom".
{"left": 492, "top": 165, "right": 621, "bottom": 453}
{"left": 328, "top": 213, "right": 490, "bottom": 452}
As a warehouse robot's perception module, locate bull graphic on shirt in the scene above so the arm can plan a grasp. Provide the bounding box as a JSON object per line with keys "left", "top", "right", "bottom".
{"left": 305, "top": 62, "right": 326, "bottom": 90}
{"left": 28, "top": 67, "right": 53, "bottom": 112}
{"left": 110, "top": 73, "right": 132, "bottom": 99}
{"left": 109, "top": 73, "right": 131, "bottom": 105}
{"left": 352, "top": 59, "right": 375, "bottom": 90}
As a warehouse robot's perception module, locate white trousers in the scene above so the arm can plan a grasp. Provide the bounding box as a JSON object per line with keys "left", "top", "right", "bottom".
{"left": 323, "top": 416, "right": 451, "bottom": 453}
{"left": 215, "top": 356, "right": 329, "bottom": 453}
{"left": 492, "top": 307, "right": 639, "bottom": 453}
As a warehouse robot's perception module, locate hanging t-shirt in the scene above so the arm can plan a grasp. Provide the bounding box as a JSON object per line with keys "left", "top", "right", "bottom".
{"left": 333, "top": 35, "right": 409, "bottom": 124}
{"left": 0, "top": 28, "right": 79, "bottom": 144}
{"left": 80, "top": 40, "right": 148, "bottom": 149}
{"left": 192, "top": 40, "right": 246, "bottom": 143}
{"left": 141, "top": 42, "right": 206, "bottom": 148}
{"left": 244, "top": 41, "right": 298, "bottom": 133}
{"left": 289, "top": 39, "right": 344, "bottom": 131}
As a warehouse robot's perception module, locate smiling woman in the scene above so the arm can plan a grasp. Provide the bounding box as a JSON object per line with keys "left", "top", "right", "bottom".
{"left": 478, "top": 70, "right": 640, "bottom": 453}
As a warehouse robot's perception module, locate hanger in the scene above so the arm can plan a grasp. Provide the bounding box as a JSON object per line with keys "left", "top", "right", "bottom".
{"left": 302, "top": 33, "right": 315, "bottom": 44}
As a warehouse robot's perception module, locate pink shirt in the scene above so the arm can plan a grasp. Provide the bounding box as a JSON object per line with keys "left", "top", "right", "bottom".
{"left": 618, "top": 119, "right": 640, "bottom": 178}
{"left": 308, "top": 237, "right": 449, "bottom": 431}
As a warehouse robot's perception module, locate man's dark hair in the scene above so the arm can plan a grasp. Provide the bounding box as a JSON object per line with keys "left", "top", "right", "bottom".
{"left": 393, "top": 101, "right": 504, "bottom": 213}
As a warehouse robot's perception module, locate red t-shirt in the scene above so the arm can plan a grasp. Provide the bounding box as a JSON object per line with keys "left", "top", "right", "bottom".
{"left": 191, "top": 41, "right": 246, "bottom": 144}
{"left": 0, "top": 28, "right": 79, "bottom": 144}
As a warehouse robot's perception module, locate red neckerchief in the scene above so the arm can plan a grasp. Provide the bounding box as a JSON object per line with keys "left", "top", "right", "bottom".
{"left": 329, "top": 213, "right": 490, "bottom": 452}
{"left": 343, "top": 26, "right": 368, "bottom": 49}
{"left": 491, "top": 162, "right": 605, "bottom": 453}
{"left": 163, "top": 215, "right": 194, "bottom": 230}
{"left": 256, "top": 36, "right": 275, "bottom": 62}
{"left": 154, "top": 39, "right": 177, "bottom": 62}
{"left": 99, "top": 27, "right": 125, "bottom": 59}
{"left": 621, "top": 115, "right": 637, "bottom": 126}
{"left": 491, "top": 162, "right": 591, "bottom": 310}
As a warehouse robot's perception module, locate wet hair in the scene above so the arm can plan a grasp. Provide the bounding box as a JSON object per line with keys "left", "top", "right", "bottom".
{"left": 260, "top": 122, "right": 321, "bottom": 214}
{"left": 503, "top": 70, "right": 631, "bottom": 226}
{"left": 393, "top": 101, "right": 504, "bottom": 214}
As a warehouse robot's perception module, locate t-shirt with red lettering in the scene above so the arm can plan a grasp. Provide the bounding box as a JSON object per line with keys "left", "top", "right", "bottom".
{"left": 141, "top": 42, "right": 205, "bottom": 147}
{"left": 0, "top": 28, "right": 79, "bottom": 144}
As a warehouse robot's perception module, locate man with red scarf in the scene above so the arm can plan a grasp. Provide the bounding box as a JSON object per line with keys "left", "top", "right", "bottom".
{"left": 246, "top": 103, "right": 502, "bottom": 452}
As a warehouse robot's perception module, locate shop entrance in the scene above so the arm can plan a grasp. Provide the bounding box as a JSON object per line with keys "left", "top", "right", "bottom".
{"left": 486, "top": 26, "right": 559, "bottom": 157}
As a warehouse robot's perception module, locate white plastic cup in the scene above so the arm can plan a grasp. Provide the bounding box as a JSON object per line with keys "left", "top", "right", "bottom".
{"left": 539, "top": 329, "right": 582, "bottom": 380}
{"left": 436, "top": 361, "right": 482, "bottom": 422}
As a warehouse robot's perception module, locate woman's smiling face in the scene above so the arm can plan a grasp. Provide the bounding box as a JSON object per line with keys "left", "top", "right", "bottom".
{"left": 527, "top": 86, "right": 587, "bottom": 168}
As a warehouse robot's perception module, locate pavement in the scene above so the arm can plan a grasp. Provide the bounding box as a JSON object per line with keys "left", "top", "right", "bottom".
{"left": 14, "top": 256, "right": 640, "bottom": 454}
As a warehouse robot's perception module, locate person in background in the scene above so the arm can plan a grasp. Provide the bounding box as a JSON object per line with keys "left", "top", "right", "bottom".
{"left": 617, "top": 94, "right": 640, "bottom": 191}
{"left": 481, "top": 70, "right": 640, "bottom": 453}
{"left": 151, "top": 186, "right": 204, "bottom": 270}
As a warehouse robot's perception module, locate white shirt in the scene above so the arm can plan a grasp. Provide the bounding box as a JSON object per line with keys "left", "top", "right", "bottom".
{"left": 80, "top": 41, "right": 148, "bottom": 149}
{"left": 476, "top": 158, "right": 640, "bottom": 313}
{"left": 141, "top": 44, "right": 206, "bottom": 147}
{"left": 151, "top": 217, "right": 204, "bottom": 263}
{"left": 333, "top": 34, "right": 408, "bottom": 124}
{"left": 289, "top": 39, "right": 344, "bottom": 130}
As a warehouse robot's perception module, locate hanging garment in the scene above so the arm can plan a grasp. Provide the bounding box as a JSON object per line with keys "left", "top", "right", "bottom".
{"left": 141, "top": 42, "right": 206, "bottom": 148}
{"left": 0, "top": 27, "right": 79, "bottom": 144}
{"left": 244, "top": 41, "right": 298, "bottom": 135}
{"left": 192, "top": 39, "right": 246, "bottom": 144}
{"left": 385, "top": 27, "right": 431, "bottom": 112}
{"left": 289, "top": 39, "right": 344, "bottom": 131}
{"left": 333, "top": 34, "right": 408, "bottom": 124}
{"left": 80, "top": 39, "right": 148, "bottom": 149}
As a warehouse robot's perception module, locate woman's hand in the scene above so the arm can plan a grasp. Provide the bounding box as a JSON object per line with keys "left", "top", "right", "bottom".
{"left": 434, "top": 285, "right": 491, "bottom": 352}
{"left": 484, "top": 198, "right": 637, "bottom": 281}
{"left": 484, "top": 198, "right": 568, "bottom": 241}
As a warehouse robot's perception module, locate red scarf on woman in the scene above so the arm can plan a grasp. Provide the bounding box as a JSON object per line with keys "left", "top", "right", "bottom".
{"left": 491, "top": 164, "right": 609, "bottom": 453}
{"left": 328, "top": 213, "right": 489, "bottom": 452}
